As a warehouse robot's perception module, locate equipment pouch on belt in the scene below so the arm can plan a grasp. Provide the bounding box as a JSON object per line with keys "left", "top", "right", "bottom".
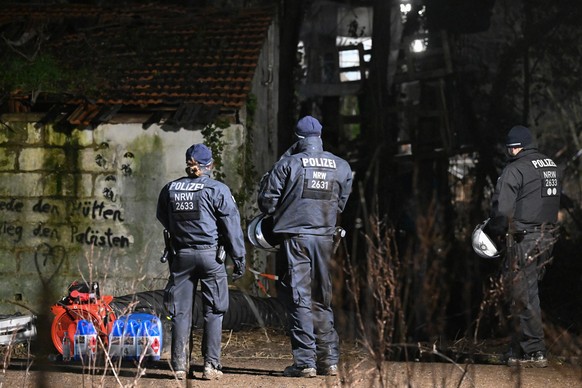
{"left": 513, "top": 230, "right": 527, "bottom": 244}
{"left": 216, "top": 245, "right": 226, "bottom": 264}
{"left": 160, "top": 229, "right": 176, "bottom": 263}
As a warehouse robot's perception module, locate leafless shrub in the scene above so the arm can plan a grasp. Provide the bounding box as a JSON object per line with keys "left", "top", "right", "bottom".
{"left": 344, "top": 213, "right": 401, "bottom": 376}
{"left": 336, "top": 182, "right": 493, "bottom": 387}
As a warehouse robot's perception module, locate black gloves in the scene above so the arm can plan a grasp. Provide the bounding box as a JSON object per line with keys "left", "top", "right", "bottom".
{"left": 232, "top": 257, "right": 246, "bottom": 281}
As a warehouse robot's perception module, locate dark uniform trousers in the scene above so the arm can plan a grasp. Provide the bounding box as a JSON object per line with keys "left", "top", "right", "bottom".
{"left": 165, "top": 246, "right": 229, "bottom": 371}
{"left": 504, "top": 230, "right": 555, "bottom": 355}
{"left": 276, "top": 234, "right": 339, "bottom": 369}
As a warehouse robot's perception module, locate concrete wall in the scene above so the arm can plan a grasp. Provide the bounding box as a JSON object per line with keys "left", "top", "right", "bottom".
{"left": 0, "top": 116, "right": 256, "bottom": 314}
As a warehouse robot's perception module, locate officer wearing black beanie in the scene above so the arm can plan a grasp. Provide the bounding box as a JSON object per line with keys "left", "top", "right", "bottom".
{"left": 505, "top": 125, "right": 533, "bottom": 148}
{"left": 486, "top": 125, "right": 560, "bottom": 368}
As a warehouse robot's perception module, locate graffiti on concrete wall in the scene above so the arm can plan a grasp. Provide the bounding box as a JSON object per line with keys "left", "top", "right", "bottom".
{"left": 68, "top": 200, "right": 129, "bottom": 247}
{"left": 34, "top": 242, "right": 66, "bottom": 284}
{"left": 0, "top": 198, "right": 24, "bottom": 242}
{"left": 0, "top": 195, "right": 133, "bottom": 297}
{"left": 0, "top": 122, "right": 205, "bottom": 311}
{"left": 1, "top": 196, "right": 131, "bottom": 292}
{"left": 0, "top": 197, "right": 130, "bottom": 249}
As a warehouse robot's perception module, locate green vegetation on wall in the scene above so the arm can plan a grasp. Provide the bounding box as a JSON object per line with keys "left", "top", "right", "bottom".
{"left": 201, "top": 120, "right": 227, "bottom": 182}
{"left": 199, "top": 97, "right": 259, "bottom": 212}
{"left": 233, "top": 94, "right": 259, "bottom": 209}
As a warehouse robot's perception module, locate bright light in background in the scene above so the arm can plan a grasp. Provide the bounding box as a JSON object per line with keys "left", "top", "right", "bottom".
{"left": 410, "top": 38, "right": 427, "bottom": 53}
{"left": 297, "top": 41, "right": 305, "bottom": 67}
{"left": 399, "top": 0, "right": 413, "bottom": 23}
{"left": 400, "top": 2, "right": 412, "bottom": 14}
{"left": 334, "top": 1, "right": 428, "bottom": 81}
{"left": 337, "top": 37, "right": 372, "bottom": 81}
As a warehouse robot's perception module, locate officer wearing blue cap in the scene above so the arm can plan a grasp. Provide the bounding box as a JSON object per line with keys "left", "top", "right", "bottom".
{"left": 485, "top": 125, "right": 560, "bottom": 368}
{"left": 157, "top": 143, "right": 246, "bottom": 380}
{"left": 258, "top": 116, "right": 353, "bottom": 377}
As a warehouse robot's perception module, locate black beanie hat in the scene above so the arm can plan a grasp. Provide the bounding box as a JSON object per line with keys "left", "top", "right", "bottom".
{"left": 505, "top": 125, "right": 532, "bottom": 148}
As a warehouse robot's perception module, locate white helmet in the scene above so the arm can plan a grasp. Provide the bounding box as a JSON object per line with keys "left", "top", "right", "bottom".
{"left": 247, "top": 214, "right": 280, "bottom": 251}
{"left": 471, "top": 218, "right": 501, "bottom": 259}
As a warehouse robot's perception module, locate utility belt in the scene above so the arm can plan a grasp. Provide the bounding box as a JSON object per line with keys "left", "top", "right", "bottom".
{"left": 510, "top": 230, "right": 528, "bottom": 244}
{"left": 279, "top": 232, "right": 326, "bottom": 239}
{"left": 281, "top": 228, "right": 345, "bottom": 241}
{"left": 175, "top": 243, "right": 217, "bottom": 250}
{"left": 281, "top": 228, "right": 345, "bottom": 255}
{"left": 530, "top": 224, "right": 556, "bottom": 233}
{"left": 161, "top": 229, "right": 223, "bottom": 264}
{"left": 174, "top": 244, "right": 226, "bottom": 264}
{"left": 511, "top": 224, "right": 556, "bottom": 243}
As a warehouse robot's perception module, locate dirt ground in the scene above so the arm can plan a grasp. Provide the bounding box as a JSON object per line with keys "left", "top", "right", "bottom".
{"left": 2, "top": 328, "right": 582, "bottom": 387}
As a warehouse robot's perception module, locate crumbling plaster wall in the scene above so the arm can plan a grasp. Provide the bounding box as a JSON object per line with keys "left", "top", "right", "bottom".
{"left": 0, "top": 116, "right": 252, "bottom": 314}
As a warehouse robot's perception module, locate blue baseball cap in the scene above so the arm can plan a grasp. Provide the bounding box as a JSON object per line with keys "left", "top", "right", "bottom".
{"left": 295, "top": 116, "right": 322, "bottom": 138}
{"left": 185, "top": 144, "right": 213, "bottom": 166}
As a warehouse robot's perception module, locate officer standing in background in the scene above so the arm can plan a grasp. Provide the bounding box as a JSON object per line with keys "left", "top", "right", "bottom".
{"left": 157, "top": 144, "right": 246, "bottom": 380}
{"left": 485, "top": 125, "right": 561, "bottom": 368}
{"left": 258, "top": 116, "right": 353, "bottom": 378}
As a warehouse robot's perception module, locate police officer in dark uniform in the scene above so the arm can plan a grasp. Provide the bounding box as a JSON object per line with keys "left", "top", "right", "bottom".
{"left": 157, "top": 144, "right": 246, "bottom": 380}
{"left": 485, "top": 125, "right": 560, "bottom": 368}
{"left": 258, "top": 116, "right": 353, "bottom": 378}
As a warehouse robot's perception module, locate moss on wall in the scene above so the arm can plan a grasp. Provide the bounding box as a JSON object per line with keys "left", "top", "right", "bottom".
{"left": 0, "top": 115, "right": 272, "bottom": 314}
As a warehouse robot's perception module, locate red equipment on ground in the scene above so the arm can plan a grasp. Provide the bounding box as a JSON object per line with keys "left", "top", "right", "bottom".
{"left": 50, "top": 281, "right": 116, "bottom": 358}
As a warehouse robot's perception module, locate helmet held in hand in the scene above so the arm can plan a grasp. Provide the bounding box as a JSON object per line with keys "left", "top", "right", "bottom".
{"left": 472, "top": 218, "right": 501, "bottom": 259}
{"left": 247, "top": 214, "right": 281, "bottom": 252}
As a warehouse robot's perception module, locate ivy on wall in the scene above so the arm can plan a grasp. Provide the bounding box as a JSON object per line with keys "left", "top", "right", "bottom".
{"left": 200, "top": 95, "right": 259, "bottom": 213}
{"left": 201, "top": 120, "right": 227, "bottom": 182}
